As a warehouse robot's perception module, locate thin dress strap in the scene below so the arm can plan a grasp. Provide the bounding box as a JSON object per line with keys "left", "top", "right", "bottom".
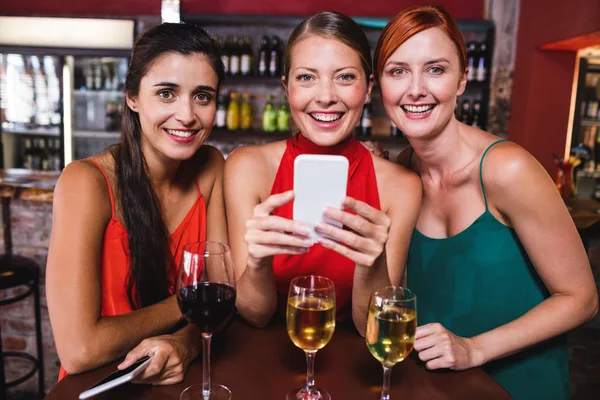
{"left": 479, "top": 139, "right": 508, "bottom": 211}
{"left": 86, "top": 159, "right": 116, "bottom": 219}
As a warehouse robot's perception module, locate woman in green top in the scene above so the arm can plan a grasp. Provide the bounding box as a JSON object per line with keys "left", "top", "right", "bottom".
{"left": 373, "top": 5, "right": 598, "bottom": 399}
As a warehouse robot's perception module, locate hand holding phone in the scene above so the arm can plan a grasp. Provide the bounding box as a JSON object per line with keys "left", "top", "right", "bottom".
{"left": 79, "top": 355, "right": 153, "bottom": 399}
{"left": 293, "top": 154, "right": 349, "bottom": 240}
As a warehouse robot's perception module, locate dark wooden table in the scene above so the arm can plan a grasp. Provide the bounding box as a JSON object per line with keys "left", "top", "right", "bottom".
{"left": 46, "top": 318, "right": 512, "bottom": 400}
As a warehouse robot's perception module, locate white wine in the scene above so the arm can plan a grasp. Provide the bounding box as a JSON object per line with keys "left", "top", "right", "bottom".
{"left": 287, "top": 295, "right": 335, "bottom": 352}
{"left": 366, "top": 305, "right": 416, "bottom": 367}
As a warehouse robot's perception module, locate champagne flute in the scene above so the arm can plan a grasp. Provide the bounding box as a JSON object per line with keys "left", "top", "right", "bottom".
{"left": 366, "top": 286, "right": 417, "bottom": 400}
{"left": 286, "top": 275, "right": 336, "bottom": 400}
{"left": 176, "top": 241, "right": 236, "bottom": 400}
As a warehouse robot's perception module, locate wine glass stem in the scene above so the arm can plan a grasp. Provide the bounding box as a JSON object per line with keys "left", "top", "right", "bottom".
{"left": 381, "top": 366, "right": 392, "bottom": 400}
{"left": 304, "top": 351, "right": 317, "bottom": 392}
{"left": 202, "top": 332, "right": 212, "bottom": 398}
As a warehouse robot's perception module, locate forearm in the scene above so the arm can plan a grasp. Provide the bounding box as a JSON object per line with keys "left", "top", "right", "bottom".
{"left": 352, "top": 259, "right": 391, "bottom": 336}
{"left": 469, "top": 293, "right": 597, "bottom": 367}
{"left": 236, "top": 263, "right": 278, "bottom": 327}
{"left": 60, "top": 295, "right": 182, "bottom": 374}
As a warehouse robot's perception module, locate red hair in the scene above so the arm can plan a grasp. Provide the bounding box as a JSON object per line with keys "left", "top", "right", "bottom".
{"left": 374, "top": 5, "right": 467, "bottom": 78}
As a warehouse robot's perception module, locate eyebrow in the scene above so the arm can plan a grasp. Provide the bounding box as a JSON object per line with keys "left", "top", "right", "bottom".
{"left": 153, "top": 82, "right": 217, "bottom": 92}
{"left": 385, "top": 58, "right": 451, "bottom": 68}
{"left": 292, "top": 66, "right": 360, "bottom": 74}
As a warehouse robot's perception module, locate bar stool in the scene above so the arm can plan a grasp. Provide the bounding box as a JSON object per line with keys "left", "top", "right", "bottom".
{"left": 0, "top": 254, "right": 44, "bottom": 400}
{"left": 0, "top": 192, "right": 45, "bottom": 400}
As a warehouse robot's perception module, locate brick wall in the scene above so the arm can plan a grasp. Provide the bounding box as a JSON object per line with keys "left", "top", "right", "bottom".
{"left": 0, "top": 199, "right": 57, "bottom": 396}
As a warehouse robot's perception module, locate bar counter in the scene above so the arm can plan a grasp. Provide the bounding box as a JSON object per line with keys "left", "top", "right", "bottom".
{"left": 46, "top": 317, "right": 512, "bottom": 400}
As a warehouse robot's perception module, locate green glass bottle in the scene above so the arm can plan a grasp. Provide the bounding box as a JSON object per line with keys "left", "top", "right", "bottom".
{"left": 277, "top": 96, "right": 290, "bottom": 132}
{"left": 262, "top": 94, "right": 277, "bottom": 132}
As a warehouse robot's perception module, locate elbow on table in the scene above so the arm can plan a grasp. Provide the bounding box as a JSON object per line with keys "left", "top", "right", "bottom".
{"left": 237, "top": 303, "right": 276, "bottom": 328}
{"left": 58, "top": 344, "right": 101, "bottom": 375}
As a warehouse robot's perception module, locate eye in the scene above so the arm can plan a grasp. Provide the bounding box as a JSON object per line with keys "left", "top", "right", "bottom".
{"left": 338, "top": 73, "right": 356, "bottom": 83}
{"left": 296, "top": 74, "right": 313, "bottom": 82}
{"left": 195, "top": 92, "right": 212, "bottom": 104}
{"left": 158, "top": 90, "right": 174, "bottom": 100}
{"left": 390, "top": 68, "right": 406, "bottom": 76}
{"left": 428, "top": 66, "right": 444, "bottom": 74}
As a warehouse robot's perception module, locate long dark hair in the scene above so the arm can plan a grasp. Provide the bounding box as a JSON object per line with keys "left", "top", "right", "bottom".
{"left": 112, "top": 23, "right": 225, "bottom": 309}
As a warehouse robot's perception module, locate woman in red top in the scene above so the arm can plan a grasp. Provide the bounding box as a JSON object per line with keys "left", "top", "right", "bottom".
{"left": 225, "top": 12, "right": 422, "bottom": 334}
{"left": 46, "top": 23, "right": 227, "bottom": 385}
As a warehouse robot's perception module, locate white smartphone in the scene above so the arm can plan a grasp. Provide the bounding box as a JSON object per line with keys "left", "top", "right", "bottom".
{"left": 293, "top": 154, "right": 349, "bottom": 240}
{"left": 79, "top": 355, "right": 154, "bottom": 399}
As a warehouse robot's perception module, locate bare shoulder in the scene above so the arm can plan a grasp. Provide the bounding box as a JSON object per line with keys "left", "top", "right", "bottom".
{"left": 225, "top": 140, "right": 286, "bottom": 179}
{"left": 53, "top": 157, "right": 112, "bottom": 221}
{"left": 371, "top": 153, "right": 422, "bottom": 213}
{"left": 481, "top": 140, "right": 550, "bottom": 192}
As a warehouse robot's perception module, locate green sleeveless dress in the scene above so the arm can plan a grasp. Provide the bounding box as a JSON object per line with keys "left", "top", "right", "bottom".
{"left": 407, "top": 140, "right": 570, "bottom": 400}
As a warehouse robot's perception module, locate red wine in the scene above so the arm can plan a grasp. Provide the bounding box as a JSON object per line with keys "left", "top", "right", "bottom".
{"left": 178, "top": 282, "right": 236, "bottom": 333}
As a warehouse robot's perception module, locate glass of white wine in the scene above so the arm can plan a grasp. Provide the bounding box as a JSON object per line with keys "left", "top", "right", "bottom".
{"left": 286, "top": 275, "right": 336, "bottom": 400}
{"left": 366, "top": 286, "right": 417, "bottom": 400}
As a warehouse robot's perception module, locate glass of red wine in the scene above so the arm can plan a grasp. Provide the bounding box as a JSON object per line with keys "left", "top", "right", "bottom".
{"left": 176, "top": 241, "right": 236, "bottom": 400}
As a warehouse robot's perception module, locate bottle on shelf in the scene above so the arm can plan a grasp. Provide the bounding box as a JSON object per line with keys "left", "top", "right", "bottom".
{"left": 215, "top": 93, "right": 227, "bottom": 129}
{"left": 258, "top": 36, "right": 270, "bottom": 77}
{"left": 240, "top": 93, "right": 253, "bottom": 130}
{"left": 476, "top": 43, "right": 487, "bottom": 82}
{"left": 277, "top": 96, "right": 290, "bottom": 132}
{"left": 262, "top": 94, "right": 277, "bottom": 132}
{"left": 229, "top": 36, "right": 241, "bottom": 76}
{"left": 240, "top": 36, "right": 253, "bottom": 77}
{"left": 269, "top": 36, "right": 281, "bottom": 77}
{"left": 466, "top": 42, "right": 476, "bottom": 82}
{"left": 471, "top": 100, "right": 481, "bottom": 128}
{"left": 221, "top": 36, "right": 230, "bottom": 75}
{"left": 226, "top": 92, "right": 240, "bottom": 130}
{"left": 47, "top": 138, "right": 62, "bottom": 171}
{"left": 459, "top": 99, "right": 472, "bottom": 125}
{"left": 357, "top": 98, "right": 373, "bottom": 136}
{"left": 39, "top": 138, "right": 50, "bottom": 171}
{"left": 23, "top": 138, "right": 34, "bottom": 169}
{"left": 93, "top": 61, "right": 103, "bottom": 91}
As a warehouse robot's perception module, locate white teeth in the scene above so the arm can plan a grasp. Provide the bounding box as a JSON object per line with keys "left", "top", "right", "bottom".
{"left": 311, "top": 113, "right": 342, "bottom": 122}
{"left": 403, "top": 105, "right": 434, "bottom": 113}
{"left": 166, "top": 129, "right": 196, "bottom": 138}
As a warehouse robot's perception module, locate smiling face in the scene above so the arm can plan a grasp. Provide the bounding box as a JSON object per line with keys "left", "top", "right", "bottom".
{"left": 379, "top": 27, "right": 467, "bottom": 140}
{"left": 126, "top": 52, "right": 218, "bottom": 162}
{"left": 283, "top": 35, "right": 373, "bottom": 146}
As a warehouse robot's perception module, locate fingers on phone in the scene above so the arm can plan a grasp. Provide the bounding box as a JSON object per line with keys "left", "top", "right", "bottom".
{"left": 254, "top": 190, "right": 294, "bottom": 216}
{"left": 247, "top": 216, "right": 310, "bottom": 237}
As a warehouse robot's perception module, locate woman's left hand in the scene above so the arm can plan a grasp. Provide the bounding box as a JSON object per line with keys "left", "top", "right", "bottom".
{"left": 414, "top": 323, "right": 485, "bottom": 370}
{"left": 118, "top": 332, "right": 197, "bottom": 385}
{"left": 315, "top": 196, "right": 391, "bottom": 268}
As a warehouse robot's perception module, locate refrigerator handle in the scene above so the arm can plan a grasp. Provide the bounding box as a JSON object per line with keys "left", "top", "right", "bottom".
{"left": 62, "top": 55, "right": 74, "bottom": 166}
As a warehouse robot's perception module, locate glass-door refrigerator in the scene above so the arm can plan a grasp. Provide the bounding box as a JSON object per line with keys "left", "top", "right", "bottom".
{"left": 0, "top": 16, "right": 135, "bottom": 171}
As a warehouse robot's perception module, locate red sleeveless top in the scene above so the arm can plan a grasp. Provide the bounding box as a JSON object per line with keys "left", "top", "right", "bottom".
{"left": 271, "top": 134, "right": 381, "bottom": 318}
{"left": 58, "top": 160, "right": 207, "bottom": 380}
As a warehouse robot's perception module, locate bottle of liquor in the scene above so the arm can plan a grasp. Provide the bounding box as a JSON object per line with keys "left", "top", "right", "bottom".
{"left": 38, "top": 138, "right": 50, "bottom": 171}
{"left": 460, "top": 99, "right": 472, "bottom": 124}
{"left": 215, "top": 93, "right": 227, "bottom": 129}
{"left": 229, "top": 36, "right": 241, "bottom": 76}
{"left": 48, "top": 139, "right": 62, "bottom": 171}
{"left": 471, "top": 100, "right": 481, "bottom": 128}
{"left": 240, "top": 93, "right": 253, "bottom": 130}
{"left": 257, "top": 36, "right": 270, "bottom": 77}
{"left": 262, "top": 94, "right": 277, "bottom": 132}
{"left": 476, "top": 43, "right": 487, "bottom": 82}
{"left": 466, "top": 42, "right": 476, "bottom": 82}
{"left": 93, "top": 61, "right": 103, "bottom": 91}
{"left": 226, "top": 92, "right": 240, "bottom": 131}
{"left": 23, "top": 138, "right": 34, "bottom": 169}
{"left": 221, "top": 36, "right": 231, "bottom": 75}
{"left": 357, "top": 98, "right": 373, "bottom": 136}
{"left": 30, "top": 138, "right": 42, "bottom": 170}
{"left": 269, "top": 36, "right": 281, "bottom": 77}
{"left": 240, "top": 36, "right": 253, "bottom": 77}
{"left": 277, "top": 96, "right": 290, "bottom": 132}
